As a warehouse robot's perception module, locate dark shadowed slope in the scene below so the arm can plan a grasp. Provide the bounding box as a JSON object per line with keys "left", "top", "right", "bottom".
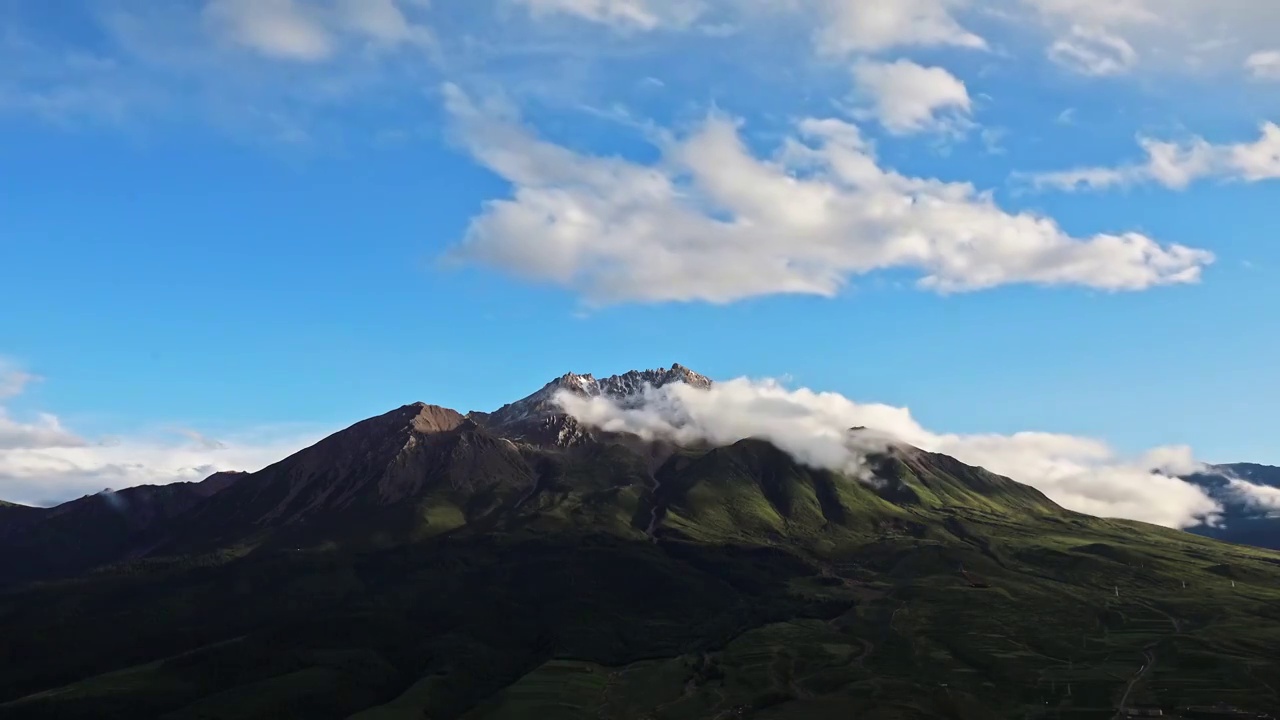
{"left": 0, "top": 471, "right": 247, "bottom": 585}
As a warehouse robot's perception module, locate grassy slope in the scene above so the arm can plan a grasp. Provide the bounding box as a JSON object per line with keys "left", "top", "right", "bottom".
{"left": 3, "top": 442, "right": 1280, "bottom": 719}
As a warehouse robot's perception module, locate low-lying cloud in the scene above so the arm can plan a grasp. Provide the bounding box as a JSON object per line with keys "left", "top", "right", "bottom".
{"left": 555, "top": 377, "right": 1222, "bottom": 529}
{"left": 0, "top": 366, "right": 325, "bottom": 506}
{"left": 0, "top": 426, "right": 324, "bottom": 507}
{"left": 1226, "top": 478, "right": 1280, "bottom": 514}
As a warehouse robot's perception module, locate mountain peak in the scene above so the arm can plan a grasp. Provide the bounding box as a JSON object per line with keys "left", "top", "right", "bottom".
{"left": 482, "top": 364, "right": 712, "bottom": 432}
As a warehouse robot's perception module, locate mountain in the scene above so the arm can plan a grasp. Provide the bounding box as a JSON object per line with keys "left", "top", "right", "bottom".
{"left": 0, "top": 471, "right": 247, "bottom": 584}
{"left": 2, "top": 366, "right": 1280, "bottom": 719}
{"left": 1186, "top": 463, "right": 1280, "bottom": 550}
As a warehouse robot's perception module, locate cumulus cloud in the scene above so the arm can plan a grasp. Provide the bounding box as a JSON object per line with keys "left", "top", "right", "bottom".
{"left": 1026, "top": 123, "right": 1280, "bottom": 191}
{"left": 1247, "top": 51, "right": 1280, "bottom": 81}
{"left": 813, "top": 0, "right": 986, "bottom": 55}
{"left": 555, "top": 377, "right": 1222, "bottom": 528}
{"left": 851, "top": 59, "right": 972, "bottom": 134}
{"left": 0, "top": 411, "right": 87, "bottom": 452}
{"left": 444, "top": 85, "right": 1212, "bottom": 305}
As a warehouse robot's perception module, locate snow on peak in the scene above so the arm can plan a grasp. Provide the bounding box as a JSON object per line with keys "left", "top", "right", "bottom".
{"left": 485, "top": 364, "right": 711, "bottom": 428}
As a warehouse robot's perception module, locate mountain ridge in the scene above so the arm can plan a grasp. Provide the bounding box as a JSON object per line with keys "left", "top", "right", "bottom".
{"left": 1, "top": 363, "right": 1070, "bottom": 585}
{"left": 3, "top": 364, "right": 1280, "bottom": 718}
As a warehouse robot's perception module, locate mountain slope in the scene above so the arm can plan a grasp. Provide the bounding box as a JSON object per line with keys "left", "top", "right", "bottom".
{"left": 159, "top": 403, "right": 539, "bottom": 554}
{"left": 1186, "top": 463, "right": 1280, "bottom": 550}
{"left": 2, "top": 367, "right": 1280, "bottom": 718}
{"left": 0, "top": 471, "right": 246, "bottom": 585}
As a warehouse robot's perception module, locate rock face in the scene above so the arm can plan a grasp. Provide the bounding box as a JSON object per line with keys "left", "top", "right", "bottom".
{"left": 485, "top": 363, "right": 711, "bottom": 426}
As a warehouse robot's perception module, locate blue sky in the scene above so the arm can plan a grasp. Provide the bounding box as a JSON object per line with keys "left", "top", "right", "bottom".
{"left": 1, "top": 0, "right": 1278, "bottom": 519}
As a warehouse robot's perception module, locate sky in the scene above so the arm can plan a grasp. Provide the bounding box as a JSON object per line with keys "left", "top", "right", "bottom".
{"left": 1, "top": 0, "right": 1278, "bottom": 522}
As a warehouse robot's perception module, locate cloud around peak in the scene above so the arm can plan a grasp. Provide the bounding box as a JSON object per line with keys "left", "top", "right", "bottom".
{"left": 554, "top": 376, "right": 1222, "bottom": 529}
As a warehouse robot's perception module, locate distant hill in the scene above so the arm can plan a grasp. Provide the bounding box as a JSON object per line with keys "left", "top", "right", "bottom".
{"left": 0, "top": 471, "right": 246, "bottom": 584}
{"left": 1185, "top": 463, "right": 1280, "bottom": 550}
{"left": 2, "top": 366, "right": 1280, "bottom": 718}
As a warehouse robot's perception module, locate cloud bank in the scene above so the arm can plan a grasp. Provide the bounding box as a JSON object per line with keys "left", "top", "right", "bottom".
{"left": 556, "top": 377, "right": 1222, "bottom": 529}
{"left": 0, "top": 367, "right": 324, "bottom": 507}
{"left": 445, "top": 86, "right": 1212, "bottom": 305}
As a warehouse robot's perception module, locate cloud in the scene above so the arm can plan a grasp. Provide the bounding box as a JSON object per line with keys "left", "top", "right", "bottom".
{"left": 0, "top": 411, "right": 87, "bottom": 452}
{"left": 0, "top": 423, "right": 324, "bottom": 507}
{"left": 0, "top": 359, "right": 325, "bottom": 507}
{"left": 1226, "top": 478, "right": 1280, "bottom": 513}
{"left": 851, "top": 59, "right": 972, "bottom": 134}
{"left": 1018, "top": 0, "right": 1272, "bottom": 76}
{"left": 511, "top": 0, "right": 705, "bottom": 31}
{"left": 555, "top": 377, "right": 1222, "bottom": 528}
{"left": 0, "top": 363, "right": 40, "bottom": 400}
{"left": 1246, "top": 50, "right": 1280, "bottom": 81}
{"left": 203, "top": 0, "right": 334, "bottom": 61}
{"left": 813, "top": 0, "right": 986, "bottom": 55}
{"left": 444, "top": 85, "right": 1212, "bottom": 305}
{"left": 1046, "top": 25, "right": 1137, "bottom": 76}
{"left": 201, "top": 0, "right": 431, "bottom": 61}
{"left": 1, "top": 1, "right": 434, "bottom": 134}
{"left": 1026, "top": 123, "right": 1280, "bottom": 191}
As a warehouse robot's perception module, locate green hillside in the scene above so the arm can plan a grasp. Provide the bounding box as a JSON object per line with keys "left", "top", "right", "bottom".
{"left": 2, "top": 417, "right": 1279, "bottom": 719}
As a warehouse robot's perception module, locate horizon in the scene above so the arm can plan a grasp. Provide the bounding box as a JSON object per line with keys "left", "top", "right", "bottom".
{"left": 2, "top": 1, "right": 1279, "bottom": 519}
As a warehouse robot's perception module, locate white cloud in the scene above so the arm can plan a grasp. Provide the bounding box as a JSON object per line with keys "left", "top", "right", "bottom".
{"left": 336, "top": 0, "right": 431, "bottom": 45}
{"left": 203, "top": 0, "right": 334, "bottom": 61}
{"left": 0, "top": 427, "right": 321, "bottom": 507}
{"left": 555, "top": 377, "right": 1222, "bottom": 528}
{"left": 0, "top": 411, "right": 86, "bottom": 452}
{"left": 444, "top": 86, "right": 1212, "bottom": 305}
{"left": 1246, "top": 50, "right": 1280, "bottom": 81}
{"left": 0, "top": 364, "right": 40, "bottom": 400}
{"left": 1027, "top": 123, "right": 1280, "bottom": 191}
{"left": 814, "top": 0, "right": 986, "bottom": 55}
{"left": 506, "top": 0, "right": 987, "bottom": 52}
{"left": 1227, "top": 478, "right": 1280, "bottom": 513}
{"left": 1021, "top": 0, "right": 1280, "bottom": 77}
{"left": 851, "top": 59, "right": 972, "bottom": 134}
{"left": 511, "top": 0, "right": 705, "bottom": 30}
{"left": 1046, "top": 25, "right": 1137, "bottom": 76}
{"left": 201, "top": 0, "right": 432, "bottom": 61}
{"left": 0, "top": 360, "right": 324, "bottom": 507}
